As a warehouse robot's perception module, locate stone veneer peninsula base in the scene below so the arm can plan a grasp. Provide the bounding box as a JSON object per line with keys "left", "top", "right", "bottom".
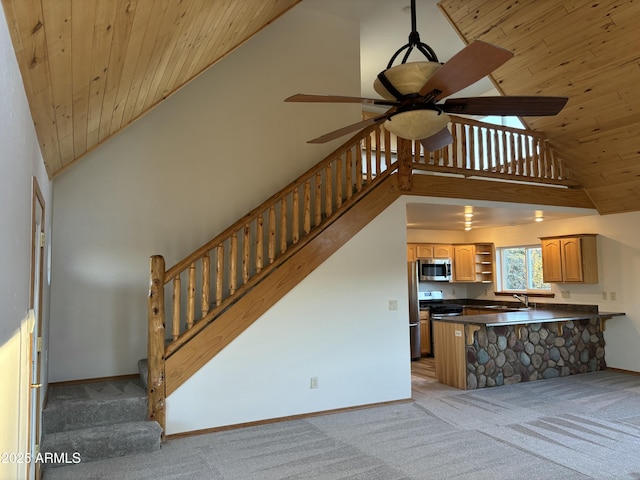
{"left": 432, "top": 308, "right": 621, "bottom": 390}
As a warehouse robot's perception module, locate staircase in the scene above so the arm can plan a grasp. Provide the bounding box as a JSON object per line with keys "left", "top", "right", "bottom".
{"left": 145, "top": 117, "right": 577, "bottom": 435}
{"left": 41, "top": 376, "right": 161, "bottom": 469}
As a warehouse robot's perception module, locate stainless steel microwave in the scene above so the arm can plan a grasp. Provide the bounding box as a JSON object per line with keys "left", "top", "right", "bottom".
{"left": 418, "top": 258, "right": 452, "bottom": 282}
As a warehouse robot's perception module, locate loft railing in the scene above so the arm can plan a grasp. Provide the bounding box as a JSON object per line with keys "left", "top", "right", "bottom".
{"left": 147, "top": 114, "right": 576, "bottom": 433}
{"left": 409, "top": 115, "right": 575, "bottom": 186}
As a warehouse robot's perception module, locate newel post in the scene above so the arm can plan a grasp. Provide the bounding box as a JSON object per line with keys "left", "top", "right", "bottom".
{"left": 397, "top": 137, "right": 413, "bottom": 191}
{"left": 148, "top": 255, "right": 166, "bottom": 437}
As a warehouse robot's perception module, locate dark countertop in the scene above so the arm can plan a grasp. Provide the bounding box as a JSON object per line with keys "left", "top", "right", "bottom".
{"left": 432, "top": 309, "right": 625, "bottom": 327}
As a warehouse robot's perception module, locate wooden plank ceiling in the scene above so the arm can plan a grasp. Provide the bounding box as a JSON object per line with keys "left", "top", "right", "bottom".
{"left": 1, "top": 0, "right": 300, "bottom": 178}
{"left": 2, "top": 0, "right": 639, "bottom": 214}
{"left": 439, "top": 0, "right": 640, "bottom": 214}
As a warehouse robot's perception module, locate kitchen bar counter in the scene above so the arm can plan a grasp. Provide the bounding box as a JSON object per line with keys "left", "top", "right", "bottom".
{"left": 432, "top": 308, "right": 625, "bottom": 390}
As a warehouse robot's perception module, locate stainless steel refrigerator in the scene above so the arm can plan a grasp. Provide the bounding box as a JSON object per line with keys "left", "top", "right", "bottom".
{"left": 408, "top": 261, "right": 421, "bottom": 360}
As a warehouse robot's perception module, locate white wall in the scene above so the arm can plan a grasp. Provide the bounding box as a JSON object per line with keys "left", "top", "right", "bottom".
{"left": 0, "top": 6, "right": 53, "bottom": 478}
{"left": 167, "top": 199, "right": 411, "bottom": 434}
{"left": 406, "top": 197, "right": 640, "bottom": 373}
{"left": 49, "top": 6, "right": 362, "bottom": 381}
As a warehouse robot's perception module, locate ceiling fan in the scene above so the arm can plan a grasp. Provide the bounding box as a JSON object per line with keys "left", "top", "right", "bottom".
{"left": 285, "top": 0, "right": 568, "bottom": 152}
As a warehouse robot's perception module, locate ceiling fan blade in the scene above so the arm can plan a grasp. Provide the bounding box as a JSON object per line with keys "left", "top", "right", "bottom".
{"left": 307, "top": 114, "right": 390, "bottom": 144}
{"left": 420, "top": 127, "right": 453, "bottom": 152}
{"left": 442, "top": 96, "right": 569, "bottom": 116}
{"left": 285, "top": 94, "right": 398, "bottom": 107}
{"left": 418, "top": 40, "right": 514, "bottom": 100}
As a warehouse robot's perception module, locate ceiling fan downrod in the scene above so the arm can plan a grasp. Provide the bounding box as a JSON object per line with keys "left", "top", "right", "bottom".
{"left": 386, "top": 0, "right": 439, "bottom": 68}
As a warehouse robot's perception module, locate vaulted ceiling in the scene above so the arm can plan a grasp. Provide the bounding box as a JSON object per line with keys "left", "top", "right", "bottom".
{"left": 1, "top": 0, "right": 301, "bottom": 177}
{"left": 438, "top": 0, "right": 640, "bottom": 215}
{"left": 2, "top": 0, "right": 639, "bottom": 215}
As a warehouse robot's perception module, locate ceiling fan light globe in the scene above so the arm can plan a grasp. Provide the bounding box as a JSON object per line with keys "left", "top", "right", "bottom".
{"left": 373, "top": 62, "right": 441, "bottom": 100}
{"left": 383, "top": 110, "right": 450, "bottom": 140}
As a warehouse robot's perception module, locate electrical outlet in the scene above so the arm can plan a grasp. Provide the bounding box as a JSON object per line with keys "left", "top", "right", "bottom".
{"left": 561, "top": 290, "right": 571, "bottom": 299}
{"left": 610, "top": 292, "right": 617, "bottom": 301}
{"left": 310, "top": 377, "right": 318, "bottom": 389}
{"left": 388, "top": 300, "right": 398, "bottom": 311}
{"left": 602, "top": 291, "right": 608, "bottom": 300}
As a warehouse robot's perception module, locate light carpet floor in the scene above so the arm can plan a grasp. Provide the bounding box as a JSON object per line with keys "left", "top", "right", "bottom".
{"left": 43, "top": 370, "right": 640, "bottom": 479}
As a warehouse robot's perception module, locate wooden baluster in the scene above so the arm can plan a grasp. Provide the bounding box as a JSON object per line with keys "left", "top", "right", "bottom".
{"left": 172, "top": 276, "right": 181, "bottom": 340}
{"left": 375, "top": 128, "right": 381, "bottom": 175}
{"left": 186, "top": 262, "right": 196, "bottom": 329}
{"left": 532, "top": 138, "right": 540, "bottom": 179}
{"left": 356, "top": 143, "right": 363, "bottom": 191}
{"left": 478, "top": 127, "right": 485, "bottom": 170}
{"left": 256, "top": 215, "right": 264, "bottom": 273}
{"left": 469, "top": 125, "right": 476, "bottom": 171}
{"left": 543, "top": 141, "right": 551, "bottom": 178}
{"left": 557, "top": 153, "right": 565, "bottom": 180}
{"left": 148, "top": 255, "right": 166, "bottom": 433}
{"left": 346, "top": 149, "right": 353, "bottom": 200}
{"left": 242, "top": 224, "right": 250, "bottom": 284}
{"left": 292, "top": 189, "right": 299, "bottom": 244}
{"left": 268, "top": 206, "right": 276, "bottom": 264}
{"left": 507, "top": 132, "right": 514, "bottom": 174}
{"left": 499, "top": 130, "right": 506, "bottom": 173}
{"left": 325, "top": 163, "right": 333, "bottom": 217}
{"left": 365, "top": 134, "right": 372, "bottom": 184}
{"left": 229, "top": 234, "right": 237, "bottom": 295}
{"left": 518, "top": 133, "right": 525, "bottom": 176}
{"left": 461, "top": 124, "right": 468, "bottom": 169}
{"left": 304, "top": 180, "right": 312, "bottom": 235}
{"left": 509, "top": 132, "right": 516, "bottom": 175}
{"left": 513, "top": 133, "right": 520, "bottom": 175}
{"left": 201, "top": 253, "right": 209, "bottom": 318}
{"left": 216, "top": 244, "right": 223, "bottom": 306}
{"left": 548, "top": 145, "right": 557, "bottom": 179}
{"left": 335, "top": 156, "right": 343, "bottom": 209}
{"left": 451, "top": 122, "right": 458, "bottom": 167}
{"left": 527, "top": 136, "right": 536, "bottom": 177}
{"left": 280, "top": 198, "right": 288, "bottom": 253}
{"left": 487, "top": 128, "right": 494, "bottom": 171}
{"left": 314, "top": 173, "right": 321, "bottom": 228}
{"left": 384, "top": 129, "right": 391, "bottom": 169}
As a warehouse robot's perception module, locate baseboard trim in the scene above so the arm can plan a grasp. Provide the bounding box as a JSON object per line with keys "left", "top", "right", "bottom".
{"left": 166, "top": 398, "right": 413, "bottom": 440}
{"left": 49, "top": 373, "right": 140, "bottom": 387}
{"left": 606, "top": 367, "right": 640, "bottom": 376}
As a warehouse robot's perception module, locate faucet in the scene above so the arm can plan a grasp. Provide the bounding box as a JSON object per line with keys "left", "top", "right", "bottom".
{"left": 513, "top": 293, "right": 529, "bottom": 308}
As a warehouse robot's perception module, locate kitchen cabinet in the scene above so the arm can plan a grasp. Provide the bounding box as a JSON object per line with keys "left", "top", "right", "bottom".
{"left": 415, "top": 244, "right": 452, "bottom": 259}
{"left": 407, "top": 244, "right": 417, "bottom": 262}
{"left": 540, "top": 234, "right": 598, "bottom": 283}
{"left": 453, "top": 245, "right": 476, "bottom": 282}
{"left": 419, "top": 310, "right": 431, "bottom": 355}
{"left": 433, "top": 320, "right": 467, "bottom": 389}
{"left": 474, "top": 243, "right": 495, "bottom": 284}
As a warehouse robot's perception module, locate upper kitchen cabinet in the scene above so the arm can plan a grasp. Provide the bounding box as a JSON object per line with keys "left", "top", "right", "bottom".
{"left": 540, "top": 235, "right": 598, "bottom": 284}
{"left": 453, "top": 245, "right": 476, "bottom": 282}
{"left": 474, "top": 243, "right": 495, "bottom": 284}
{"left": 416, "top": 244, "right": 453, "bottom": 259}
{"left": 453, "top": 243, "right": 495, "bottom": 283}
{"left": 407, "top": 244, "right": 417, "bottom": 262}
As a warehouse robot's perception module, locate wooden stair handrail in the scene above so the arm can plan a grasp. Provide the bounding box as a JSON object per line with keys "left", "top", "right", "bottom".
{"left": 164, "top": 121, "right": 383, "bottom": 283}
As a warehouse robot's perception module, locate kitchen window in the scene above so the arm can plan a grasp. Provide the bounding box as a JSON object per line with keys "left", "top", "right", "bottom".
{"left": 497, "top": 246, "right": 550, "bottom": 292}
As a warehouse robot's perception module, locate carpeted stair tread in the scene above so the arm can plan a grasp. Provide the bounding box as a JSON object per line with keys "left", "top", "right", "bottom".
{"left": 43, "top": 379, "right": 147, "bottom": 434}
{"left": 41, "top": 420, "right": 162, "bottom": 467}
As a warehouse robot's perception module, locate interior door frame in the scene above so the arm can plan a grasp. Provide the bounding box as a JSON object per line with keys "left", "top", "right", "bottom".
{"left": 28, "top": 176, "right": 45, "bottom": 480}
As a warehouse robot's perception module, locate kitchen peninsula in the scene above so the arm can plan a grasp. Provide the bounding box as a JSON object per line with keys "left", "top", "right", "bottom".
{"left": 433, "top": 307, "right": 625, "bottom": 390}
